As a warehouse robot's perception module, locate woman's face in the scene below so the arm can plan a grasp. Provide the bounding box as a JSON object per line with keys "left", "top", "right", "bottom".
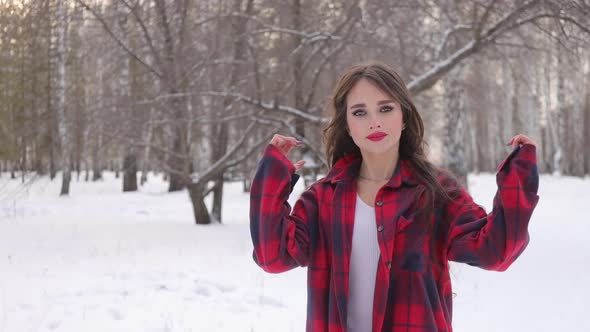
{"left": 345, "top": 78, "right": 404, "bottom": 157}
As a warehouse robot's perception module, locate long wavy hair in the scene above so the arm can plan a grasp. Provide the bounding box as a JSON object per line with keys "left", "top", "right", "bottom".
{"left": 322, "top": 61, "right": 457, "bottom": 269}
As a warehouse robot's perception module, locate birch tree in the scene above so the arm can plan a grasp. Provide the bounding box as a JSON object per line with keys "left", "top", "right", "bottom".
{"left": 53, "top": 0, "right": 73, "bottom": 195}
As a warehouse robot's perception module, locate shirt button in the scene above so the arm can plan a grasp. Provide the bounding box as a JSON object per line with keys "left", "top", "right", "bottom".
{"left": 375, "top": 201, "right": 383, "bottom": 206}
{"left": 386, "top": 261, "right": 392, "bottom": 269}
{"left": 377, "top": 225, "right": 384, "bottom": 232}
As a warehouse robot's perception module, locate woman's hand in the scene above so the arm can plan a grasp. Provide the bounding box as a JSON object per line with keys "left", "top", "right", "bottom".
{"left": 506, "top": 134, "right": 536, "bottom": 148}
{"left": 270, "top": 134, "right": 306, "bottom": 171}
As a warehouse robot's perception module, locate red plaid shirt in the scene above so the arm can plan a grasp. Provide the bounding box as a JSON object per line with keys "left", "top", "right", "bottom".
{"left": 250, "top": 143, "right": 539, "bottom": 332}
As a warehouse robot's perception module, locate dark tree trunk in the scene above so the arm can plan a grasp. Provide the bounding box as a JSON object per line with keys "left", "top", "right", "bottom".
{"left": 140, "top": 171, "right": 148, "bottom": 185}
{"left": 210, "top": 0, "right": 254, "bottom": 222}
{"left": 243, "top": 178, "right": 251, "bottom": 193}
{"left": 167, "top": 129, "right": 185, "bottom": 191}
{"left": 122, "top": 153, "right": 138, "bottom": 191}
{"left": 49, "top": 137, "right": 57, "bottom": 180}
{"left": 60, "top": 168, "right": 71, "bottom": 196}
{"left": 211, "top": 179, "right": 223, "bottom": 223}
{"left": 188, "top": 184, "right": 211, "bottom": 225}
{"left": 92, "top": 144, "right": 102, "bottom": 181}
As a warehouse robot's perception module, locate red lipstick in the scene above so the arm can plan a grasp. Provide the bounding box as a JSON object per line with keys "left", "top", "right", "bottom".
{"left": 366, "top": 132, "right": 387, "bottom": 141}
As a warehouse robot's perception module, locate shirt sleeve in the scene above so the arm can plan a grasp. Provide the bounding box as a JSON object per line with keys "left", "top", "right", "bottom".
{"left": 250, "top": 143, "right": 318, "bottom": 273}
{"left": 445, "top": 144, "right": 540, "bottom": 271}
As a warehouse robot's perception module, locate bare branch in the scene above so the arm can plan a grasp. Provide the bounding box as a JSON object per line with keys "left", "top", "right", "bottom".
{"left": 75, "top": 0, "right": 163, "bottom": 79}
{"left": 474, "top": 0, "right": 499, "bottom": 39}
{"left": 195, "top": 121, "right": 258, "bottom": 184}
{"left": 198, "top": 91, "right": 327, "bottom": 125}
{"left": 435, "top": 24, "right": 472, "bottom": 60}
{"left": 119, "top": 0, "right": 165, "bottom": 72}
{"left": 408, "top": 40, "right": 477, "bottom": 94}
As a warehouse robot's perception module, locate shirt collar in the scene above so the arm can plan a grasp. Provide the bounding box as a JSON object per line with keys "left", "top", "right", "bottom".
{"left": 325, "top": 153, "right": 419, "bottom": 188}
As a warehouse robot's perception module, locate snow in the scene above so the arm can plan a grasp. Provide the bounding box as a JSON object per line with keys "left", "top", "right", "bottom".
{"left": 0, "top": 171, "right": 588, "bottom": 332}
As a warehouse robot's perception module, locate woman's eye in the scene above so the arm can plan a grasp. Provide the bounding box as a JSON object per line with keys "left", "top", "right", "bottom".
{"left": 381, "top": 106, "right": 393, "bottom": 112}
{"left": 352, "top": 110, "right": 365, "bottom": 116}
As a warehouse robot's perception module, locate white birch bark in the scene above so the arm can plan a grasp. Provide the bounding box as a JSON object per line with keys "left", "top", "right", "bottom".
{"left": 55, "top": 0, "right": 72, "bottom": 195}
{"left": 442, "top": 66, "right": 468, "bottom": 189}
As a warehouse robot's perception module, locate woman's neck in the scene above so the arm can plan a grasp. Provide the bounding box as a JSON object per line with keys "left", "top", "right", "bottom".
{"left": 358, "top": 150, "right": 399, "bottom": 181}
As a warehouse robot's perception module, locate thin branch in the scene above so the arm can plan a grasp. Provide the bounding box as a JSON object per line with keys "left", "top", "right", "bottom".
{"left": 119, "top": 0, "right": 165, "bottom": 72}
{"left": 474, "top": 0, "right": 499, "bottom": 39}
{"left": 74, "top": 0, "right": 163, "bottom": 79}
{"left": 198, "top": 91, "right": 327, "bottom": 125}
{"left": 409, "top": 0, "right": 547, "bottom": 94}
{"left": 195, "top": 120, "right": 258, "bottom": 184}
{"left": 435, "top": 24, "right": 472, "bottom": 60}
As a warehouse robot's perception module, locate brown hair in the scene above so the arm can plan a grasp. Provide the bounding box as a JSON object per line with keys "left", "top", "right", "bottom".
{"left": 322, "top": 61, "right": 456, "bottom": 269}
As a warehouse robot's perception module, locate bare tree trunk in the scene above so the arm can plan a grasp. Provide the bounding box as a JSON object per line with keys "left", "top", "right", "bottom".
{"left": 584, "top": 71, "right": 590, "bottom": 176}
{"left": 122, "top": 154, "right": 138, "bottom": 191}
{"left": 465, "top": 102, "right": 477, "bottom": 173}
{"left": 511, "top": 65, "right": 522, "bottom": 134}
{"left": 555, "top": 42, "right": 566, "bottom": 175}
{"left": 153, "top": 0, "right": 187, "bottom": 192}
{"left": 188, "top": 183, "right": 210, "bottom": 225}
{"left": 91, "top": 56, "right": 104, "bottom": 181}
{"left": 542, "top": 40, "right": 554, "bottom": 173}
{"left": 210, "top": 0, "right": 253, "bottom": 223}
{"left": 473, "top": 62, "right": 490, "bottom": 172}
{"left": 46, "top": 22, "right": 57, "bottom": 181}
{"left": 32, "top": 64, "right": 45, "bottom": 175}
{"left": 118, "top": 5, "right": 137, "bottom": 192}
{"left": 10, "top": 162, "right": 16, "bottom": 179}
{"left": 55, "top": 0, "right": 72, "bottom": 195}
{"left": 140, "top": 107, "right": 154, "bottom": 185}
{"left": 166, "top": 120, "right": 186, "bottom": 191}
{"left": 443, "top": 66, "right": 468, "bottom": 189}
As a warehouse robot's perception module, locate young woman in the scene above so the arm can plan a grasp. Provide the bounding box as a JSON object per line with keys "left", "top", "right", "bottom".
{"left": 250, "top": 62, "right": 539, "bottom": 332}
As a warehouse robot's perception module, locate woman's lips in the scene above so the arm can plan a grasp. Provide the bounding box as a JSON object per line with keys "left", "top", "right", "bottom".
{"left": 367, "top": 132, "right": 387, "bottom": 141}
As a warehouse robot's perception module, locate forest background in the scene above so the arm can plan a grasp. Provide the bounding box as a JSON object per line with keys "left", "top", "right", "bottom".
{"left": 0, "top": 0, "right": 589, "bottom": 224}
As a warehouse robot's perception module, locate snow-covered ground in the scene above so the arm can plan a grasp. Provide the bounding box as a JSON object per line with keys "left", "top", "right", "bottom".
{"left": 0, "top": 171, "right": 588, "bottom": 332}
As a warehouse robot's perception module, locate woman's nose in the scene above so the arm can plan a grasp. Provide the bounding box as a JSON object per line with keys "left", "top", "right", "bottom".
{"left": 369, "top": 121, "right": 382, "bottom": 130}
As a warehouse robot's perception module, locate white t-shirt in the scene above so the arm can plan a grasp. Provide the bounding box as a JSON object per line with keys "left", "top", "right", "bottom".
{"left": 346, "top": 193, "right": 381, "bottom": 332}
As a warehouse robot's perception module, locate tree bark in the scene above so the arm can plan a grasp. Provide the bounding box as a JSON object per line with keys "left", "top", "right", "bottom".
{"left": 55, "top": 0, "right": 72, "bottom": 195}
{"left": 140, "top": 107, "right": 154, "bottom": 185}
{"left": 122, "top": 154, "right": 138, "bottom": 191}
{"left": 443, "top": 66, "right": 468, "bottom": 189}
{"left": 118, "top": 5, "right": 137, "bottom": 192}
{"left": 584, "top": 69, "right": 590, "bottom": 176}
{"left": 210, "top": 0, "right": 254, "bottom": 223}
{"left": 555, "top": 41, "right": 566, "bottom": 175}
{"left": 92, "top": 57, "right": 104, "bottom": 182}
{"left": 188, "top": 183, "right": 210, "bottom": 225}
{"left": 511, "top": 65, "right": 522, "bottom": 134}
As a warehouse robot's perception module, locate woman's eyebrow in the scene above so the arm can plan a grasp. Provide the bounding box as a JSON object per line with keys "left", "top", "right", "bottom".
{"left": 349, "top": 100, "right": 397, "bottom": 110}
{"left": 377, "top": 99, "right": 397, "bottom": 105}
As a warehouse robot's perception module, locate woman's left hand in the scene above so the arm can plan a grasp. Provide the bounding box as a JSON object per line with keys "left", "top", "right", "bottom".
{"left": 506, "top": 134, "right": 536, "bottom": 148}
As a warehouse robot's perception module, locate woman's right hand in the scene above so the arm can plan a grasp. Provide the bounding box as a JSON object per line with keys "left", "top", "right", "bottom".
{"left": 270, "top": 134, "right": 306, "bottom": 171}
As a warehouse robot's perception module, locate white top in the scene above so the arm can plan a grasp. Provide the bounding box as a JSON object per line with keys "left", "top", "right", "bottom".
{"left": 346, "top": 193, "right": 381, "bottom": 332}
